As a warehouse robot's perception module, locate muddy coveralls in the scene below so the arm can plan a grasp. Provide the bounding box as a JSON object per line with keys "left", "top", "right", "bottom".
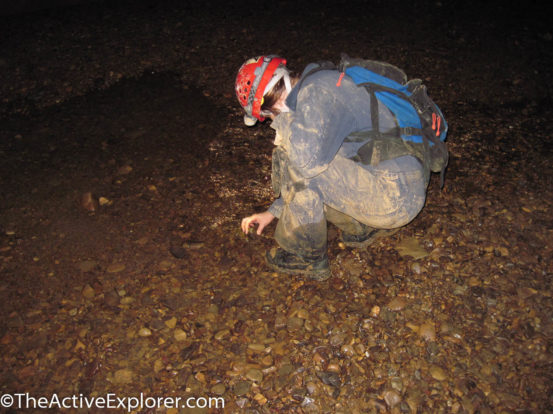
{"left": 268, "top": 63, "right": 428, "bottom": 260}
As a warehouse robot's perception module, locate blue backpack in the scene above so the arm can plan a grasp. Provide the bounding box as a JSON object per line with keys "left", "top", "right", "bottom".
{"left": 303, "top": 55, "right": 449, "bottom": 186}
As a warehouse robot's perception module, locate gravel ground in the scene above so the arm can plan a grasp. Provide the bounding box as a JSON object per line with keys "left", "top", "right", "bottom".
{"left": 1, "top": 1, "right": 552, "bottom": 413}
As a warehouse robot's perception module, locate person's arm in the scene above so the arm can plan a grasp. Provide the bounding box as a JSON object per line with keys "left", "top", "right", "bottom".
{"left": 274, "top": 81, "right": 356, "bottom": 178}
{"left": 267, "top": 197, "right": 283, "bottom": 218}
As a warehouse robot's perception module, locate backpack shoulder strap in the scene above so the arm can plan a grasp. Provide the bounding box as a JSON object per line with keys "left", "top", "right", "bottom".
{"left": 294, "top": 60, "right": 338, "bottom": 92}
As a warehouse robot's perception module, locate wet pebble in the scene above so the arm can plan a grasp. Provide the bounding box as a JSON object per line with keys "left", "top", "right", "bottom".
{"left": 253, "top": 393, "right": 268, "bottom": 405}
{"left": 384, "top": 389, "right": 402, "bottom": 408}
{"left": 274, "top": 315, "right": 287, "bottom": 329}
{"left": 261, "top": 355, "right": 273, "bottom": 366}
{"left": 113, "top": 368, "right": 134, "bottom": 384}
{"left": 81, "top": 192, "right": 98, "bottom": 211}
{"left": 169, "top": 246, "right": 187, "bottom": 259}
{"left": 158, "top": 260, "right": 173, "bottom": 271}
{"left": 419, "top": 322, "right": 437, "bottom": 341}
{"left": 296, "top": 308, "right": 309, "bottom": 319}
{"left": 104, "top": 290, "right": 120, "bottom": 307}
{"left": 214, "top": 329, "right": 230, "bottom": 340}
{"left": 82, "top": 284, "right": 95, "bottom": 299}
{"left": 117, "top": 165, "right": 133, "bottom": 175}
{"left": 386, "top": 296, "right": 408, "bottom": 311}
{"left": 326, "top": 362, "right": 340, "bottom": 373}
{"left": 306, "top": 381, "right": 318, "bottom": 395}
{"left": 210, "top": 383, "right": 225, "bottom": 395}
{"left": 245, "top": 368, "right": 263, "bottom": 383}
{"left": 316, "top": 371, "right": 341, "bottom": 387}
{"left": 278, "top": 364, "right": 294, "bottom": 377}
{"left": 430, "top": 365, "right": 447, "bottom": 381}
{"left": 248, "top": 343, "right": 265, "bottom": 352}
{"left": 107, "top": 263, "right": 125, "bottom": 273}
{"left": 233, "top": 380, "right": 251, "bottom": 396}
{"left": 120, "top": 296, "right": 134, "bottom": 305}
{"left": 174, "top": 329, "right": 187, "bottom": 341}
{"left": 138, "top": 327, "right": 152, "bottom": 337}
{"left": 370, "top": 305, "right": 380, "bottom": 317}
{"left": 340, "top": 344, "right": 355, "bottom": 357}
{"left": 164, "top": 316, "right": 177, "bottom": 329}
{"left": 329, "top": 332, "right": 346, "bottom": 346}
{"left": 287, "top": 316, "right": 304, "bottom": 331}
{"left": 78, "top": 260, "right": 98, "bottom": 272}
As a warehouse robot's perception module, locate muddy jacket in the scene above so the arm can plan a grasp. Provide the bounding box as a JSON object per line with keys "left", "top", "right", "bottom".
{"left": 269, "top": 63, "right": 398, "bottom": 217}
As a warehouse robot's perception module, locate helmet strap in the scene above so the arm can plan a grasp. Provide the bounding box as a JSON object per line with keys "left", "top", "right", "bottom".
{"left": 263, "top": 67, "right": 292, "bottom": 97}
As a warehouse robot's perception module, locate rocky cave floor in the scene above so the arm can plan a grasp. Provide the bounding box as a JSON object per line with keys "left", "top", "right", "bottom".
{"left": 1, "top": 1, "right": 552, "bottom": 413}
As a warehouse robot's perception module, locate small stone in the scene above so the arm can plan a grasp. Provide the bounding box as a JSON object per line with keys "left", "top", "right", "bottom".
{"left": 248, "top": 343, "right": 266, "bottom": 352}
{"left": 169, "top": 246, "right": 187, "bottom": 259}
{"left": 78, "top": 260, "right": 98, "bottom": 272}
{"left": 296, "top": 309, "right": 309, "bottom": 319}
{"left": 117, "top": 165, "right": 133, "bottom": 175}
{"left": 370, "top": 305, "right": 380, "bottom": 317}
{"left": 74, "top": 339, "right": 86, "bottom": 351}
{"left": 164, "top": 317, "right": 177, "bottom": 329}
{"left": 245, "top": 368, "right": 263, "bottom": 383}
{"left": 214, "top": 329, "right": 230, "bottom": 341}
{"left": 82, "top": 284, "right": 95, "bottom": 299}
{"left": 386, "top": 297, "right": 408, "bottom": 311}
{"left": 261, "top": 355, "right": 273, "bottom": 366}
{"left": 159, "top": 260, "right": 173, "bottom": 271}
{"left": 233, "top": 380, "right": 251, "bottom": 396}
{"left": 306, "top": 381, "right": 318, "bottom": 395}
{"left": 384, "top": 390, "right": 402, "bottom": 408}
{"left": 98, "top": 197, "right": 112, "bottom": 206}
{"left": 174, "top": 329, "right": 187, "bottom": 342}
{"left": 278, "top": 364, "right": 294, "bottom": 377}
{"left": 211, "top": 383, "right": 226, "bottom": 395}
{"left": 411, "top": 262, "right": 422, "bottom": 274}
{"left": 391, "top": 377, "right": 403, "bottom": 392}
{"left": 153, "top": 359, "right": 164, "bottom": 373}
{"left": 81, "top": 192, "right": 98, "bottom": 212}
{"left": 340, "top": 344, "right": 355, "bottom": 357}
{"left": 313, "top": 351, "right": 326, "bottom": 365}
{"left": 329, "top": 333, "right": 346, "bottom": 346}
{"left": 107, "top": 263, "right": 125, "bottom": 273}
{"left": 430, "top": 365, "right": 447, "bottom": 381}
{"left": 419, "top": 322, "right": 437, "bottom": 341}
{"left": 138, "top": 327, "right": 152, "bottom": 337}
{"left": 113, "top": 368, "right": 134, "bottom": 384}
{"left": 274, "top": 315, "right": 287, "bottom": 329}
{"left": 253, "top": 393, "right": 268, "bottom": 405}
{"left": 120, "top": 296, "right": 135, "bottom": 305}
{"left": 287, "top": 316, "right": 304, "bottom": 331}
{"left": 326, "top": 363, "right": 340, "bottom": 373}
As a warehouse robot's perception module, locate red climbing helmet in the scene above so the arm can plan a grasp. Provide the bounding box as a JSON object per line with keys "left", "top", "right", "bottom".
{"left": 235, "top": 55, "right": 287, "bottom": 125}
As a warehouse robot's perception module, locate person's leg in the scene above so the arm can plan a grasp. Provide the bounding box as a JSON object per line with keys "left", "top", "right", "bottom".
{"left": 269, "top": 187, "right": 330, "bottom": 280}
{"left": 268, "top": 148, "right": 330, "bottom": 280}
{"left": 315, "top": 154, "right": 428, "bottom": 230}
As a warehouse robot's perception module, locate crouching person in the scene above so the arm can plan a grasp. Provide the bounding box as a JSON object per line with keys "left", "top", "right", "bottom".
{"left": 235, "top": 55, "right": 447, "bottom": 281}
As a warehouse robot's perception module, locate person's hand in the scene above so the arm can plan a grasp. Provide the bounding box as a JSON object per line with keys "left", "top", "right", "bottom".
{"left": 241, "top": 211, "right": 275, "bottom": 235}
